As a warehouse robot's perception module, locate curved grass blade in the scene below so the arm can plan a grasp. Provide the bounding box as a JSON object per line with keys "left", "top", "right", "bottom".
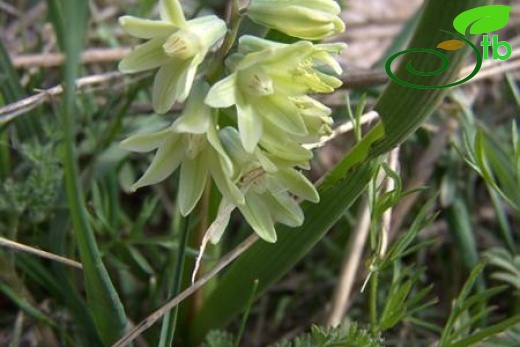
{"left": 58, "top": 0, "right": 129, "bottom": 344}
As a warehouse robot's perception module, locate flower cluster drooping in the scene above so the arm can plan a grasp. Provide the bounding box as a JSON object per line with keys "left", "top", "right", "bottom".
{"left": 120, "top": 0, "right": 347, "bottom": 243}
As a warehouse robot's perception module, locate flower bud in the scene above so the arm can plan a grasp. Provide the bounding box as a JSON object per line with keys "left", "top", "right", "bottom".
{"left": 247, "top": 0, "right": 345, "bottom": 40}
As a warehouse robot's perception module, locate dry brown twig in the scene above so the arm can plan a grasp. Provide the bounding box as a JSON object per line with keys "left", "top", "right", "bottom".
{"left": 10, "top": 47, "right": 131, "bottom": 68}
{"left": 3, "top": 47, "right": 520, "bottom": 127}
{"left": 0, "top": 71, "right": 145, "bottom": 125}
{"left": 326, "top": 197, "right": 372, "bottom": 327}
{"left": 0, "top": 236, "right": 83, "bottom": 269}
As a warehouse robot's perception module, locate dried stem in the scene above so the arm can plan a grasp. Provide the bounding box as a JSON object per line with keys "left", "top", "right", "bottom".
{"left": 0, "top": 236, "right": 83, "bottom": 269}
{"left": 326, "top": 198, "right": 372, "bottom": 327}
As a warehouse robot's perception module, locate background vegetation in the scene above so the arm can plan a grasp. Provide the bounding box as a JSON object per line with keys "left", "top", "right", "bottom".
{"left": 1, "top": 0, "right": 520, "bottom": 346}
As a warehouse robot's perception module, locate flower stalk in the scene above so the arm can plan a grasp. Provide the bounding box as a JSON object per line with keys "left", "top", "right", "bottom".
{"left": 207, "top": 0, "right": 244, "bottom": 84}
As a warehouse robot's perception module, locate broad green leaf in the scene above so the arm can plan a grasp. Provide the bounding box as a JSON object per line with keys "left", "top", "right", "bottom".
{"left": 191, "top": 0, "right": 493, "bottom": 341}
{"left": 453, "top": 5, "right": 512, "bottom": 35}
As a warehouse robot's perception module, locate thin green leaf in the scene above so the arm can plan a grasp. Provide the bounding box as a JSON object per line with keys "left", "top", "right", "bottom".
{"left": 192, "top": 0, "right": 491, "bottom": 340}
{"left": 450, "top": 315, "right": 520, "bottom": 347}
{"left": 0, "top": 282, "right": 56, "bottom": 326}
{"left": 445, "top": 199, "right": 481, "bottom": 272}
{"left": 0, "top": 39, "right": 38, "bottom": 139}
{"left": 58, "top": 0, "right": 129, "bottom": 344}
{"left": 439, "top": 263, "right": 486, "bottom": 346}
{"left": 158, "top": 215, "right": 190, "bottom": 347}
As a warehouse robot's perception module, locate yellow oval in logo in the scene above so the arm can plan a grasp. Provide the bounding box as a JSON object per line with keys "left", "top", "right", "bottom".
{"left": 437, "top": 39, "right": 465, "bottom": 50}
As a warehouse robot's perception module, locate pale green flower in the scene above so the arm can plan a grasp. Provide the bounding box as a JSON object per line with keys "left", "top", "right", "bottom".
{"left": 120, "top": 83, "right": 242, "bottom": 216}
{"left": 211, "top": 127, "right": 319, "bottom": 243}
{"left": 119, "top": 0, "right": 226, "bottom": 114}
{"left": 205, "top": 36, "right": 345, "bottom": 153}
{"left": 247, "top": 0, "right": 345, "bottom": 40}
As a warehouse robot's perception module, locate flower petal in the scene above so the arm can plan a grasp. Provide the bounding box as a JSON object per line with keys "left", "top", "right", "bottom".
{"left": 314, "top": 43, "right": 347, "bottom": 74}
{"left": 207, "top": 117, "right": 234, "bottom": 176}
{"left": 238, "top": 193, "right": 277, "bottom": 243}
{"left": 254, "top": 148, "right": 278, "bottom": 173}
{"left": 185, "top": 15, "right": 227, "bottom": 49}
{"left": 205, "top": 73, "right": 238, "bottom": 108}
{"left": 120, "top": 127, "right": 172, "bottom": 152}
{"left": 152, "top": 59, "right": 191, "bottom": 114}
{"left": 178, "top": 152, "right": 209, "bottom": 216}
{"left": 247, "top": 1, "right": 344, "bottom": 40}
{"left": 260, "top": 126, "right": 312, "bottom": 163}
{"left": 209, "top": 199, "right": 235, "bottom": 244}
{"left": 210, "top": 154, "right": 244, "bottom": 205}
{"left": 275, "top": 168, "right": 319, "bottom": 203}
{"left": 131, "top": 136, "right": 183, "bottom": 190}
{"left": 119, "top": 38, "right": 171, "bottom": 73}
{"left": 265, "top": 192, "right": 304, "bottom": 227}
{"left": 237, "top": 99, "right": 263, "bottom": 153}
{"left": 172, "top": 82, "right": 211, "bottom": 134}
{"left": 160, "top": 0, "right": 186, "bottom": 26}
{"left": 177, "top": 58, "right": 200, "bottom": 102}
{"left": 119, "top": 16, "right": 176, "bottom": 39}
{"left": 260, "top": 95, "right": 307, "bottom": 135}
{"left": 238, "top": 35, "right": 284, "bottom": 54}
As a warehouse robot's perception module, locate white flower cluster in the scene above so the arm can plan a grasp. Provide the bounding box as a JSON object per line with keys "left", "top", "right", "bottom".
{"left": 120, "top": 0, "right": 346, "bottom": 243}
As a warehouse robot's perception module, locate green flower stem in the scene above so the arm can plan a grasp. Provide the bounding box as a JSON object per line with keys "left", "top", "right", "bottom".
{"left": 189, "top": 179, "right": 213, "bottom": 312}
{"left": 370, "top": 268, "right": 379, "bottom": 334}
{"left": 158, "top": 215, "right": 191, "bottom": 347}
{"left": 206, "top": 0, "right": 243, "bottom": 84}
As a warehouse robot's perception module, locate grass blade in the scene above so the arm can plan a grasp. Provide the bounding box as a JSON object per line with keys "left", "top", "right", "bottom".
{"left": 0, "top": 38, "right": 39, "bottom": 139}
{"left": 58, "top": 0, "right": 129, "bottom": 344}
{"left": 158, "top": 215, "right": 191, "bottom": 347}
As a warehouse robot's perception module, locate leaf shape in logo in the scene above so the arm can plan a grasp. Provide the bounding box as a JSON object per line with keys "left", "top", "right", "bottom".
{"left": 437, "top": 39, "right": 465, "bottom": 51}
{"left": 453, "top": 5, "right": 513, "bottom": 35}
